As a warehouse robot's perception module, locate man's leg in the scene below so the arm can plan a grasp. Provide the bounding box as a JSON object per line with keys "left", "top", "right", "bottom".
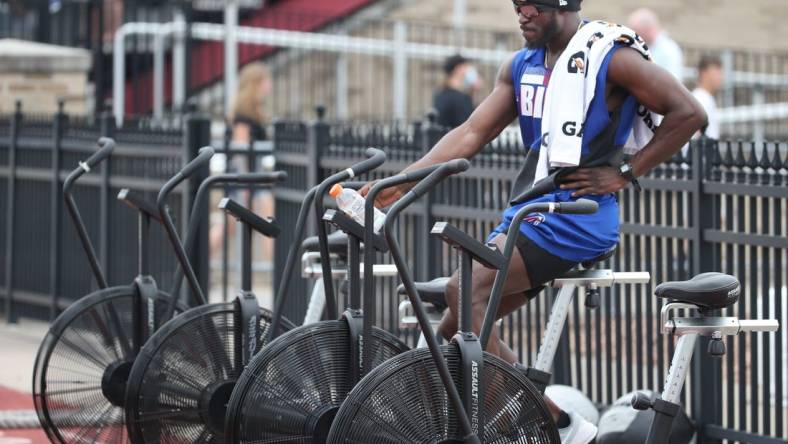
{"left": 436, "top": 233, "right": 564, "bottom": 420}
{"left": 437, "top": 234, "right": 530, "bottom": 362}
{"left": 437, "top": 233, "right": 536, "bottom": 357}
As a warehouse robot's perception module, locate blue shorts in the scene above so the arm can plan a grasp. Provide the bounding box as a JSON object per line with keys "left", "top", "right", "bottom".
{"left": 488, "top": 190, "right": 619, "bottom": 263}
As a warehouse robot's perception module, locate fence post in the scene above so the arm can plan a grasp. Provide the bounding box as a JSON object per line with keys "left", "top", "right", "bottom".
{"left": 49, "top": 100, "right": 66, "bottom": 319}
{"left": 276, "top": 106, "right": 327, "bottom": 322}
{"left": 98, "top": 108, "right": 114, "bottom": 285}
{"left": 306, "top": 106, "right": 328, "bottom": 198}
{"left": 222, "top": 124, "right": 232, "bottom": 302}
{"left": 392, "top": 22, "right": 408, "bottom": 120}
{"left": 691, "top": 137, "right": 722, "bottom": 443}
{"left": 93, "top": 0, "right": 106, "bottom": 117}
{"left": 172, "top": 4, "right": 187, "bottom": 115}
{"left": 335, "top": 48, "right": 349, "bottom": 120}
{"left": 183, "top": 111, "right": 212, "bottom": 298}
{"left": 4, "top": 101, "right": 22, "bottom": 324}
{"left": 419, "top": 111, "right": 443, "bottom": 281}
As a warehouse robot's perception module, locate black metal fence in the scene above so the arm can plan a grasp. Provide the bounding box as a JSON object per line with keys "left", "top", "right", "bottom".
{"left": 0, "top": 101, "right": 212, "bottom": 322}
{"left": 272, "top": 109, "right": 787, "bottom": 443}
{"left": 2, "top": 96, "right": 784, "bottom": 441}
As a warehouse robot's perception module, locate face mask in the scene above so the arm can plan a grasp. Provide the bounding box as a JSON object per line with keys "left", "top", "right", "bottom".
{"left": 463, "top": 67, "right": 478, "bottom": 90}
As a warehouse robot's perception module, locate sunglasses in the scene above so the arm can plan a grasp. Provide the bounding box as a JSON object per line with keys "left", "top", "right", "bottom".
{"left": 512, "top": 1, "right": 558, "bottom": 18}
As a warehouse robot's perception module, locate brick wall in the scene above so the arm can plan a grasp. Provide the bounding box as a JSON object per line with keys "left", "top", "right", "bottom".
{"left": 0, "top": 39, "right": 90, "bottom": 115}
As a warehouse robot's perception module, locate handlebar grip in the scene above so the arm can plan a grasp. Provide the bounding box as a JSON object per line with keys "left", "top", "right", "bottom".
{"left": 367, "top": 163, "right": 444, "bottom": 204}
{"left": 346, "top": 148, "right": 386, "bottom": 178}
{"left": 158, "top": 146, "right": 215, "bottom": 209}
{"left": 509, "top": 172, "right": 558, "bottom": 205}
{"left": 342, "top": 181, "right": 367, "bottom": 190}
{"left": 411, "top": 159, "right": 470, "bottom": 199}
{"left": 180, "top": 146, "right": 215, "bottom": 178}
{"left": 83, "top": 137, "right": 116, "bottom": 169}
{"left": 403, "top": 164, "right": 442, "bottom": 183}
{"left": 445, "top": 158, "right": 471, "bottom": 174}
{"left": 231, "top": 171, "right": 288, "bottom": 184}
{"left": 554, "top": 199, "right": 599, "bottom": 215}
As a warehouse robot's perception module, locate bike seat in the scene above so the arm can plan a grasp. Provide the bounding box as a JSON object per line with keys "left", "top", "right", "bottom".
{"left": 398, "top": 278, "right": 546, "bottom": 313}
{"left": 301, "top": 231, "right": 350, "bottom": 256}
{"left": 581, "top": 246, "right": 617, "bottom": 269}
{"left": 397, "top": 277, "right": 450, "bottom": 312}
{"left": 654, "top": 273, "right": 740, "bottom": 311}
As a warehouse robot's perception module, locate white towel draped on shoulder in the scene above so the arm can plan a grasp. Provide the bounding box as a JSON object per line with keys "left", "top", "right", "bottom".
{"left": 536, "top": 20, "right": 663, "bottom": 181}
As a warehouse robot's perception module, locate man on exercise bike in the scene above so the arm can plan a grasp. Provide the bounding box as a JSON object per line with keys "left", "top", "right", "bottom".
{"left": 362, "top": 1, "right": 706, "bottom": 442}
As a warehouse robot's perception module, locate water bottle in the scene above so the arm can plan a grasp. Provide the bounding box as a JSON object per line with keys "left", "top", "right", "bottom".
{"left": 329, "top": 184, "right": 386, "bottom": 233}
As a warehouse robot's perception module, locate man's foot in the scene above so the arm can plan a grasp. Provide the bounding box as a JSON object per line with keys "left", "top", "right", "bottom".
{"left": 558, "top": 410, "right": 598, "bottom": 444}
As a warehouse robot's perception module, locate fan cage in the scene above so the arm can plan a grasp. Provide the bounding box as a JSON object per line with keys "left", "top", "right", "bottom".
{"left": 225, "top": 319, "right": 408, "bottom": 443}
{"left": 124, "top": 302, "right": 295, "bottom": 444}
{"left": 32, "top": 286, "right": 181, "bottom": 444}
{"left": 327, "top": 345, "right": 560, "bottom": 443}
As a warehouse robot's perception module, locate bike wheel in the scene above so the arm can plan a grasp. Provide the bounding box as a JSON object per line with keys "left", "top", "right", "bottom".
{"left": 224, "top": 320, "right": 409, "bottom": 443}
{"left": 328, "top": 345, "right": 560, "bottom": 443}
{"left": 124, "top": 302, "right": 295, "bottom": 443}
{"left": 32, "top": 285, "right": 182, "bottom": 444}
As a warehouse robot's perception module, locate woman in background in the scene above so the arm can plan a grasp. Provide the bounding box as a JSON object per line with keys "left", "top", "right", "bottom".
{"left": 228, "top": 62, "right": 271, "bottom": 144}
{"left": 210, "top": 62, "right": 275, "bottom": 280}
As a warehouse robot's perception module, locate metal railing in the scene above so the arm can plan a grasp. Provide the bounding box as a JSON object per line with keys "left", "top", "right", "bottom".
{"left": 111, "top": 17, "right": 788, "bottom": 135}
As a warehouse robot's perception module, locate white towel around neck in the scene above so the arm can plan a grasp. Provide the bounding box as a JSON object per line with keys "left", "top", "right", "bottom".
{"left": 536, "top": 20, "right": 663, "bottom": 181}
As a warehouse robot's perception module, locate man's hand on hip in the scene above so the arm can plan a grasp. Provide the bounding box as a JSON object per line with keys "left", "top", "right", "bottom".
{"left": 559, "top": 166, "right": 630, "bottom": 197}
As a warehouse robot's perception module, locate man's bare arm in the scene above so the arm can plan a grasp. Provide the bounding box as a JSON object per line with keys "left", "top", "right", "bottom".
{"left": 611, "top": 48, "right": 707, "bottom": 176}
{"left": 363, "top": 53, "right": 519, "bottom": 206}
{"left": 561, "top": 48, "right": 707, "bottom": 197}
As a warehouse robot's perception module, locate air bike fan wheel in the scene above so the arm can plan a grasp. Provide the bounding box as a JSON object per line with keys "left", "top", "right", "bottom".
{"left": 224, "top": 320, "right": 407, "bottom": 443}
{"left": 125, "top": 302, "right": 294, "bottom": 442}
{"left": 327, "top": 345, "right": 557, "bottom": 443}
{"left": 33, "top": 286, "right": 182, "bottom": 443}
{"left": 224, "top": 148, "right": 409, "bottom": 443}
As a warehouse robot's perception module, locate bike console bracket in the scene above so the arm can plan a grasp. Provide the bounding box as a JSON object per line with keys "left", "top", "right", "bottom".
{"left": 431, "top": 222, "right": 506, "bottom": 270}
{"left": 342, "top": 309, "right": 365, "bottom": 384}
{"left": 235, "top": 291, "right": 260, "bottom": 366}
{"left": 133, "top": 275, "right": 159, "bottom": 343}
{"left": 453, "top": 332, "right": 485, "bottom": 440}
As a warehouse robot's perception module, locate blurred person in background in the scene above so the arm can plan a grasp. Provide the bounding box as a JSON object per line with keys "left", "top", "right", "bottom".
{"left": 210, "top": 62, "right": 275, "bottom": 269}
{"left": 628, "top": 8, "right": 684, "bottom": 81}
{"left": 433, "top": 54, "right": 483, "bottom": 128}
{"left": 228, "top": 62, "right": 271, "bottom": 143}
{"left": 692, "top": 55, "right": 724, "bottom": 139}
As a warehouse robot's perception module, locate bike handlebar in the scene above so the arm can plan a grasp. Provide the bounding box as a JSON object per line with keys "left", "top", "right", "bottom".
{"left": 83, "top": 137, "right": 115, "bottom": 170}
{"left": 315, "top": 147, "right": 387, "bottom": 319}
{"left": 64, "top": 137, "right": 116, "bottom": 193}
{"left": 410, "top": 159, "right": 470, "bottom": 200}
{"left": 157, "top": 146, "right": 215, "bottom": 211}
{"left": 181, "top": 146, "right": 216, "bottom": 178}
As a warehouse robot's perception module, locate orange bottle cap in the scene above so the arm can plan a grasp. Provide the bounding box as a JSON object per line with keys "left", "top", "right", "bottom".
{"left": 329, "top": 184, "right": 343, "bottom": 198}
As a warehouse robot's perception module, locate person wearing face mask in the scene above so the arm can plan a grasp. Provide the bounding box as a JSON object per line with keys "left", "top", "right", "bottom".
{"left": 433, "top": 54, "right": 481, "bottom": 128}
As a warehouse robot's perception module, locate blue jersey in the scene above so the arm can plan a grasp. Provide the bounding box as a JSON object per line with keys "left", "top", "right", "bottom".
{"left": 490, "top": 44, "right": 637, "bottom": 263}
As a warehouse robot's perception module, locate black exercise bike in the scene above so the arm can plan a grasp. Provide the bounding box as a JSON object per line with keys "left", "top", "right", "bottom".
{"left": 32, "top": 138, "right": 196, "bottom": 443}
{"left": 222, "top": 148, "right": 421, "bottom": 443}
{"left": 328, "top": 166, "right": 780, "bottom": 443}
{"left": 123, "top": 147, "right": 295, "bottom": 443}
{"left": 32, "top": 143, "right": 282, "bottom": 443}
